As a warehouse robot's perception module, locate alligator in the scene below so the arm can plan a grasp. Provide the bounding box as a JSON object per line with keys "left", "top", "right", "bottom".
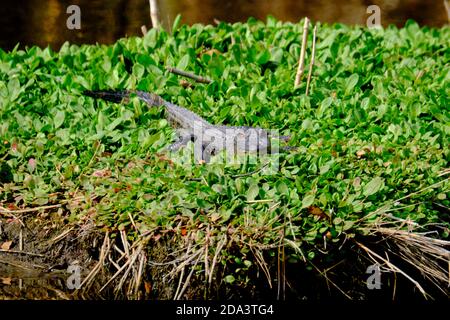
{"left": 84, "top": 90, "right": 290, "bottom": 162}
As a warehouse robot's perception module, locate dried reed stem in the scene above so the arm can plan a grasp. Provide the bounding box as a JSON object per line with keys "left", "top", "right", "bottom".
{"left": 166, "top": 67, "right": 212, "bottom": 84}
{"left": 294, "top": 18, "right": 310, "bottom": 88}
{"left": 149, "top": 0, "right": 160, "bottom": 29}
{"left": 305, "top": 25, "right": 317, "bottom": 96}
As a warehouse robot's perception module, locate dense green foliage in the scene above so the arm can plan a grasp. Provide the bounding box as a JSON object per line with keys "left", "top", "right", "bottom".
{"left": 0, "top": 18, "right": 448, "bottom": 275}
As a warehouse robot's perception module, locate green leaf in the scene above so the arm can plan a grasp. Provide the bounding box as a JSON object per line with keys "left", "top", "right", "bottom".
{"left": 256, "top": 49, "right": 271, "bottom": 65}
{"left": 270, "top": 48, "right": 283, "bottom": 64}
{"left": 54, "top": 110, "right": 65, "bottom": 129}
{"left": 276, "top": 181, "right": 289, "bottom": 195}
{"left": 172, "top": 14, "right": 182, "bottom": 33}
{"left": 363, "top": 177, "right": 384, "bottom": 197}
{"left": 247, "top": 183, "right": 259, "bottom": 201}
{"left": 317, "top": 97, "right": 333, "bottom": 117}
{"left": 224, "top": 275, "right": 235, "bottom": 284}
{"left": 319, "top": 164, "right": 330, "bottom": 174}
{"left": 301, "top": 194, "right": 315, "bottom": 208}
{"left": 132, "top": 63, "right": 145, "bottom": 78}
{"left": 176, "top": 54, "right": 190, "bottom": 70}
{"left": 8, "top": 77, "right": 21, "bottom": 101}
{"left": 106, "top": 117, "right": 123, "bottom": 131}
{"left": 344, "top": 74, "right": 359, "bottom": 95}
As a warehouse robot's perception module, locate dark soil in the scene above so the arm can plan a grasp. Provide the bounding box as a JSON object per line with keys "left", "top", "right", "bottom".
{"left": 0, "top": 214, "right": 447, "bottom": 300}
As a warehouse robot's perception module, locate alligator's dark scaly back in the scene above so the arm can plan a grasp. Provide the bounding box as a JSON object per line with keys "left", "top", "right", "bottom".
{"left": 83, "top": 90, "right": 165, "bottom": 106}
{"left": 83, "top": 90, "right": 131, "bottom": 103}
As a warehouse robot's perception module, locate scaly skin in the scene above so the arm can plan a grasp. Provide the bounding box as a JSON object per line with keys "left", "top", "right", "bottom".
{"left": 84, "top": 90, "right": 289, "bottom": 162}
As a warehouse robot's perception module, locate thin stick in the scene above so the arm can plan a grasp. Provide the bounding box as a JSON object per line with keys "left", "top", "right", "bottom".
{"left": 108, "top": 254, "right": 121, "bottom": 271}
{"left": 141, "top": 25, "right": 148, "bottom": 36}
{"left": 246, "top": 199, "right": 274, "bottom": 204}
{"left": 0, "top": 249, "right": 44, "bottom": 257}
{"left": 115, "top": 246, "right": 143, "bottom": 294}
{"left": 249, "top": 246, "right": 272, "bottom": 288}
{"left": 19, "top": 228, "right": 23, "bottom": 251}
{"left": 175, "top": 251, "right": 202, "bottom": 300}
{"left": 166, "top": 67, "right": 212, "bottom": 84}
{"left": 209, "top": 235, "right": 226, "bottom": 284}
{"left": 395, "top": 177, "right": 449, "bottom": 203}
{"left": 49, "top": 227, "right": 75, "bottom": 244}
{"left": 0, "top": 256, "right": 45, "bottom": 270}
{"left": 127, "top": 212, "right": 138, "bottom": 233}
{"left": 0, "top": 210, "right": 25, "bottom": 227}
{"left": 444, "top": 0, "right": 450, "bottom": 23}
{"left": 0, "top": 204, "right": 61, "bottom": 214}
{"left": 309, "top": 261, "right": 353, "bottom": 300}
{"left": 120, "top": 230, "right": 130, "bottom": 259}
{"left": 174, "top": 265, "right": 185, "bottom": 300}
{"left": 294, "top": 17, "right": 310, "bottom": 88}
{"left": 305, "top": 25, "right": 317, "bottom": 96}
{"left": 355, "top": 241, "right": 428, "bottom": 299}
{"left": 134, "top": 253, "right": 145, "bottom": 295}
{"left": 99, "top": 246, "right": 139, "bottom": 292}
{"left": 149, "top": 0, "right": 160, "bottom": 29}
{"left": 231, "top": 162, "right": 269, "bottom": 178}
{"left": 78, "top": 233, "right": 110, "bottom": 289}
{"left": 204, "top": 226, "right": 210, "bottom": 286}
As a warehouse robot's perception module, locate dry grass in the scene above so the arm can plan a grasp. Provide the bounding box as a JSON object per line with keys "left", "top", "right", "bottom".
{"left": 357, "top": 219, "right": 450, "bottom": 299}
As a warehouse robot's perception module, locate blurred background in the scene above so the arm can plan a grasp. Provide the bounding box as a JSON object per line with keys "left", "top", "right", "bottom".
{"left": 0, "top": 0, "right": 448, "bottom": 51}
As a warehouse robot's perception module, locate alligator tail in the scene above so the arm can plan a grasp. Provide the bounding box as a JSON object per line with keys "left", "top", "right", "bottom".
{"left": 83, "top": 90, "right": 165, "bottom": 107}
{"left": 83, "top": 90, "right": 131, "bottom": 103}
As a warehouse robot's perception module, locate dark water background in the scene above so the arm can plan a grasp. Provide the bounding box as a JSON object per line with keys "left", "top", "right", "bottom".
{"left": 0, "top": 0, "right": 448, "bottom": 51}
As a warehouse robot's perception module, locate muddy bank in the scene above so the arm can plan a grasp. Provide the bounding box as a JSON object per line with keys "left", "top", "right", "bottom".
{"left": 0, "top": 212, "right": 448, "bottom": 300}
{"left": 0, "top": 212, "right": 107, "bottom": 299}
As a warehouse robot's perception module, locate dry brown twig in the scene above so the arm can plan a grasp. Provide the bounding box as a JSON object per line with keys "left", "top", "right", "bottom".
{"left": 305, "top": 25, "right": 317, "bottom": 96}
{"left": 444, "top": 0, "right": 450, "bottom": 23}
{"left": 174, "top": 249, "right": 203, "bottom": 300}
{"left": 134, "top": 253, "right": 146, "bottom": 296}
{"left": 98, "top": 243, "right": 140, "bottom": 293}
{"left": 309, "top": 260, "right": 353, "bottom": 300}
{"left": 208, "top": 234, "right": 226, "bottom": 285}
{"left": 166, "top": 67, "right": 212, "bottom": 84}
{"left": 19, "top": 227, "right": 23, "bottom": 251}
{"left": 0, "top": 204, "right": 62, "bottom": 215}
{"left": 294, "top": 18, "right": 310, "bottom": 88}
{"left": 355, "top": 240, "right": 429, "bottom": 299}
{"left": 78, "top": 232, "right": 111, "bottom": 292}
{"left": 358, "top": 216, "right": 450, "bottom": 298}
{"left": 114, "top": 245, "right": 144, "bottom": 296}
{"left": 48, "top": 227, "right": 75, "bottom": 244}
{"left": 120, "top": 229, "right": 130, "bottom": 259}
{"left": 0, "top": 249, "right": 44, "bottom": 257}
{"left": 249, "top": 245, "right": 272, "bottom": 288}
{"left": 172, "top": 239, "right": 194, "bottom": 299}
{"left": 149, "top": 0, "right": 160, "bottom": 29}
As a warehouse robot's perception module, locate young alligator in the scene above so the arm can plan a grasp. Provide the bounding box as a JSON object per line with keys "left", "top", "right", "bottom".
{"left": 84, "top": 90, "right": 289, "bottom": 162}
